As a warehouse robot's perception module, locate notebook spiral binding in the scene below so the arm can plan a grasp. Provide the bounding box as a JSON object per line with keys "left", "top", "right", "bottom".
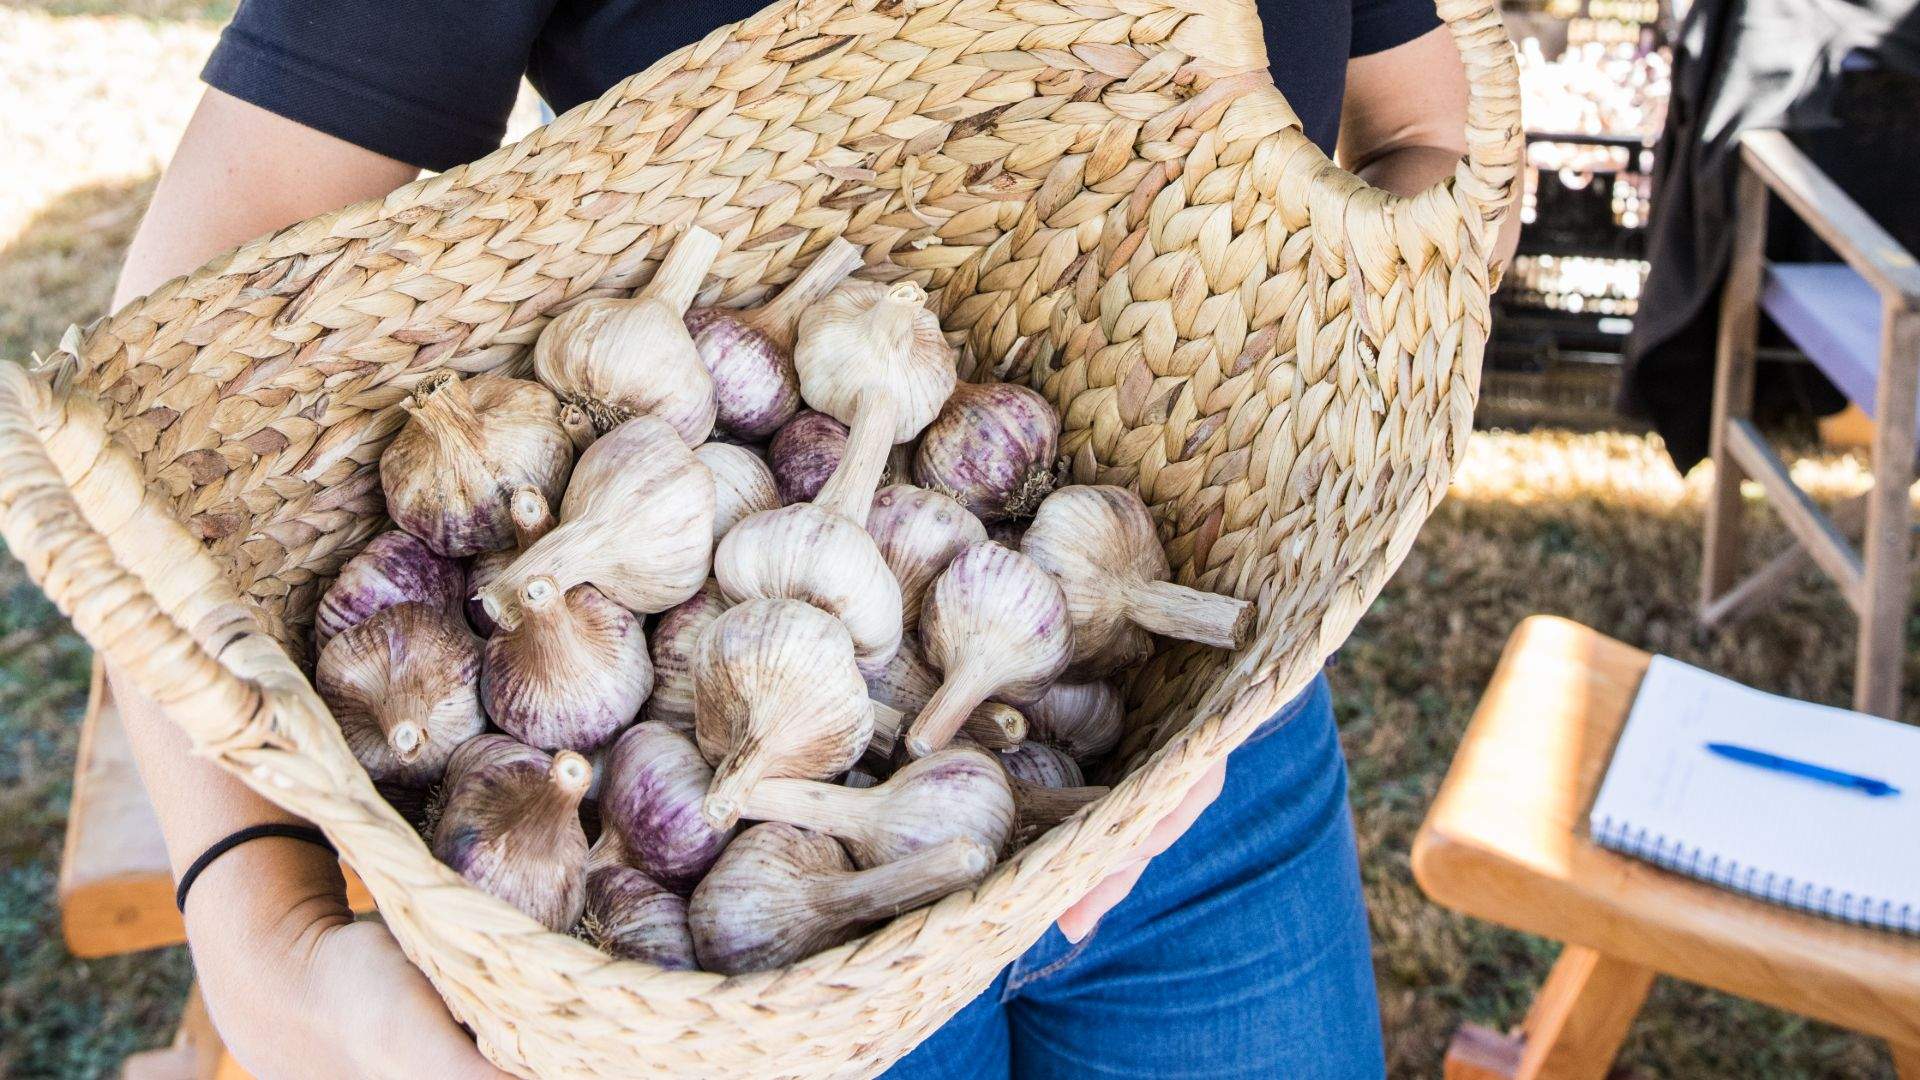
{"left": 1591, "top": 814, "right": 1920, "bottom": 936}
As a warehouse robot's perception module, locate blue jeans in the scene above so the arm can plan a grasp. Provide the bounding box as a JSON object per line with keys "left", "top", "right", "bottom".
{"left": 883, "top": 673, "right": 1383, "bottom": 1079}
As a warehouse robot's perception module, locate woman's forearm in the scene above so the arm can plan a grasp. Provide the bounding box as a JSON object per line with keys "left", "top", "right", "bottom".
{"left": 109, "top": 87, "right": 416, "bottom": 894}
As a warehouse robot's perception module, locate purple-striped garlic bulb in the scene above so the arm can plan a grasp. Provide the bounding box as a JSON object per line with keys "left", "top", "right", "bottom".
{"left": 997, "top": 740, "right": 1084, "bottom": 789}
{"left": 1022, "top": 680, "right": 1124, "bottom": 762}
{"left": 431, "top": 735, "right": 592, "bottom": 931}
{"left": 534, "top": 225, "right": 720, "bottom": 444}
{"left": 693, "top": 598, "right": 873, "bottom": 829}
{"left": 867, "top": 484, "right": 986, "bottom": 632}
{"left": 912, "top": 380, "right": 1059, "bottom": 523}
{"left": 686, "top": 238, "right": 864, "bottom": 440}
{"left": 993, "top": 742, "right": 1108, "bottom": 843}
{"left": 317, "top": 602, "right": 485, "bottom": 789}
{"left": 694, "top": 442, "right": 780, "bottom": 542}
{"left": 688, "top": 823, "right": 991, "bottom": 974}
{"left": 1022, "top": 485, "right": 1253, "bottom": 678}
{"left": 379, "top": 371, "right": 572, "bottom": 558}
{"left": 794, "top": 280, "right": 957, "bottom": 525}
{"left": 600, "top": 721, "right": 735, "bottom": 894}
{"left": 865, "top": 637, "right": 1027, "bottom": 751}
{"left": 768, "top": 410, "right": 848, "bottom": 505}
{"left": 466, "top": 486, "right": 554, "bottom": 637}
{"left": 478, "top": 415, "right": 714, "bottom": 628}
{"left": 642, "top": 580, "right": 727, "bottom": 734}
{"left": 713, "top": 504, "right": 901, "bottom": 675}
{"left": 906, "top": 542, "right": 1071, "bottom": 758}
{"left": 734, "top": 744, "right": 1013, "bottom": 868}
{"left": 481, "top": 576, "right": 652, "bottom": 753}
{"left": 314, "top": 530, "right": 467, "bottom": 657}
{"left": 581, "top": 842, "right": 698, "bottom": 969}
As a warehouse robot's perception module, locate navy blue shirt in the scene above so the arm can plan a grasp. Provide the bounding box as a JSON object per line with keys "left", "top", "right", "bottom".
{"left": 203, "top": 0, "right": 1439, "bottom": 174}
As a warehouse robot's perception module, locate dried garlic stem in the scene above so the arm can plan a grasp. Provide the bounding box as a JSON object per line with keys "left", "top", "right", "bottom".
{"left": 1124, "top": 579, "right": 1255, "bottom": 649}
{"left": 813, "top": 385, "right": 898, "bottom": 525}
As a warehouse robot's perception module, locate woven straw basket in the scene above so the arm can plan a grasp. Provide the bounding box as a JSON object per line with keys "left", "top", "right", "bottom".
{"left": 0, "top": 0, "right": 1516, "bottom": 1073}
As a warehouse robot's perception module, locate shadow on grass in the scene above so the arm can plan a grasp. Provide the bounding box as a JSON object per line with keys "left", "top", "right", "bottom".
{"left": 0, "top": 174, "right": 192, "bottom": 1080}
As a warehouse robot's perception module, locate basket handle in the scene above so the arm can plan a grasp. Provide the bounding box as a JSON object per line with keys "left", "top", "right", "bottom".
{"left": 1195, "top": 0, "right": 1520, "bottom": 236}
{"left": 0, "top": 363, "right": 274, "bottom": 752}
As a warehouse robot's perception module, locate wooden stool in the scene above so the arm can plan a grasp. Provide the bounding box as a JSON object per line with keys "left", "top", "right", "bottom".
{"left": 60, "top": 660, "right": 371, "bottom": 1079}
{"left": 1413, "top": 616, "right": 1920, "bottom": 1080}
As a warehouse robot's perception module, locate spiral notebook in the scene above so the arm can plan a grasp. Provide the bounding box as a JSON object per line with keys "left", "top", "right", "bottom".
{"left": 1590, "top": 656, "right": 1920, "bottom": 934}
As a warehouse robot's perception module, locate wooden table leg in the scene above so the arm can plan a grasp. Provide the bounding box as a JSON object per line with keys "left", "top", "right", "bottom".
{"left": 120, "top": 981, "right": 252, "bottom": 1080}
{"left": 1444, "top": 946, "right": 1656, "bottom": 1080}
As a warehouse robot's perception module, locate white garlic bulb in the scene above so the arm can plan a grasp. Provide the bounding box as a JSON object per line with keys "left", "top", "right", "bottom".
{"left": 695, "top": 442, "right": 780, "bottom": 542}
{"left": 866, "top": 484, "right": 987, "bottom": 632}
{"left": 713, "top": 504, "right": 902, "bottom": 674}
{"left": 793, "top": 280, "right": 957, "bottom": 524}
{"left": 478, "top": 415, "right": 715, "bottom": 628}
{"left": 379, "top": 371, "right": 572, "bottom": 558}
{"left": 534, "top": 225, "right": 722, "bottom": 445}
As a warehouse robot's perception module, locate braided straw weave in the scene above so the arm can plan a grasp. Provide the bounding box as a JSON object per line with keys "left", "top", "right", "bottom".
{"left": 0, "top": 0, "right": 1516, "bottom": 1073}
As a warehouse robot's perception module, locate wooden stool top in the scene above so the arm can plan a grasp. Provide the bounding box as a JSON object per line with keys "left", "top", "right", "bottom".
{"left": 1413, "top": 616, "right": 1920, "bottom": 1048}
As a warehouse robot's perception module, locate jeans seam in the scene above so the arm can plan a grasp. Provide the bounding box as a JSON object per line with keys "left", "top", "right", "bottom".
{"left": 1003, "top": 931, "right": 1097, "bottom": 996}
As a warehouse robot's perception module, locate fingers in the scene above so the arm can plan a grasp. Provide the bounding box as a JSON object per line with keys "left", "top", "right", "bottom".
{"left": 1055, "top": 761, "right": 1229, "bottom": 943}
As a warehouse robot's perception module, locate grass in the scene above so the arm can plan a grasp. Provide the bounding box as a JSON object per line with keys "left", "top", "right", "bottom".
{"left": 0, "top": 4, "right": 1912, "bottom": 1077}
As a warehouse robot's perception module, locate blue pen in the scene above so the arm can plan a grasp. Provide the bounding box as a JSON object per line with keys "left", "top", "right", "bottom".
{"left": 1704, "top": 742, "right": 1902, "bottom": 798}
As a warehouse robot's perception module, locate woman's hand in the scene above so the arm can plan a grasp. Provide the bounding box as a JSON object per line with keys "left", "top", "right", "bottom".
{"left": 1056, "top": 761, "right": 1227, "bottom": 942}
{"left": 184, "top": 839, "right": 512, "bottom": 1080}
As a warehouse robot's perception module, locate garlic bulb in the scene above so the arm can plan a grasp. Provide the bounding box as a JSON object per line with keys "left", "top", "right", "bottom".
{"left": 865, "top": 638, "right": 1028, "bottom": 750}
{"left": 466, "top": 486, "right": 554, "bottom": 637}
{"left": 481, "top": 576, "right": 652, "bottom": 753}
{"left": 695, "top": 442, "right": 780, "bottom": 542}
{"left": 582, "top": 852, "right": 698, "bottom": 969}
{"left": 314, "top": 530, "right": 466, "bottom": 657}
{"left": 912, "top": 381, "right": 1059, "bottom": 522}
{"left": 1022, "top": 486, "right": 1254, "bottom": 677}
{"left": 1022, "top": 680, "right": 1124, "bottom": 761}
{"left": 768, "top": 410, "right": 847, "bottom": 505}
{"left": 643, "top": 580, "right": 727, "bottom": 733}
{"left": 379, "top": 371, "right": 573, "bottom": 558}
{"left": 694, "top": 598, "right": 874, "bottom": 829}
{"left": 533, "top": 225, "right": 721, "bottom": 444}
{"left": 793, "top": 280, "right": 957, "bottom": 524}
{"left": 686, "top": 238, "right": 863, "bottom": 440}
{"left": 713, "top": 504, "right": 902, "bottom": 674}
{"left": 735, "top": 744, "right": 1013, "bottom": 868}
{"left": 431, "top": 735, "right": 591, "bottom": 931}
{"left": 316, "top": 602, "right": 485, "bottom": 789}
{"left": 906, "top": 542, "right": 1072, "bottom": 757}
{"left": 478, "top": 415, "right": 714, "bottom": 627}
{"left": 997, "top": 740, "right": 1085, "bottom": 789}
{"left": 867, "top": 484, "right": 986, "bottom": 631}
{"left": 689, "top": 823, "right": 991, "bottom": 974}
{"left": 600, "top": 722, "right": 735, "bottom": 894}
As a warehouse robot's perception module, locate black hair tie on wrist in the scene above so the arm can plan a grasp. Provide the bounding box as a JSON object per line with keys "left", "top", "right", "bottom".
{"left": 175, "top": 823, "right": 336, "bottom": 913}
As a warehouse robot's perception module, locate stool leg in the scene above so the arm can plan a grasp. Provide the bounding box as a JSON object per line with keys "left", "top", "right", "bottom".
{"left": 1891, "top": 1041, "right": 1920, "bottom": 1080}
{"left": 1700, "top": 162, "right": 1768, "bottom": 621}
{"left": 1443, "top": 946, "right": 1655, "bottom": 1080}
{"left": 1854, "top": 305, "right": 1916, "bottom": 719}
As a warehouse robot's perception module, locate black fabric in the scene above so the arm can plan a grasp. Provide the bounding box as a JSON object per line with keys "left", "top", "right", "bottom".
{"left": 1621, "top": 0, "right": 1920, "bottom": 472}
{"left": 203, "top": 0, "right": 1441, "bottom": 173}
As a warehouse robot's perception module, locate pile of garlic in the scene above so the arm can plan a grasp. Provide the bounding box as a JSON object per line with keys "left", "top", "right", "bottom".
{"left": 312, "top": 228, "right": 1255, "bottom": 975}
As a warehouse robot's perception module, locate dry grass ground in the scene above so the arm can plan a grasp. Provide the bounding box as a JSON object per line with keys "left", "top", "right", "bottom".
{"left": 0, "top": 3, "right": 1913, "bottom": 1076}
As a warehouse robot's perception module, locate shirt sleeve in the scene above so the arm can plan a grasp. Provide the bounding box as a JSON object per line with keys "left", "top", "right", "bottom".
{"left": 201, "top": 0, "right": 553, "bottom": 173}
{"left": 1350, "top": 0, "right": 1442, "bottom": 57}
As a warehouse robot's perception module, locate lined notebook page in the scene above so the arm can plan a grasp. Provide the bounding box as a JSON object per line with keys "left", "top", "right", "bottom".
{"left": 1590, "top": 656, "right": 1920, "bottom": 933}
